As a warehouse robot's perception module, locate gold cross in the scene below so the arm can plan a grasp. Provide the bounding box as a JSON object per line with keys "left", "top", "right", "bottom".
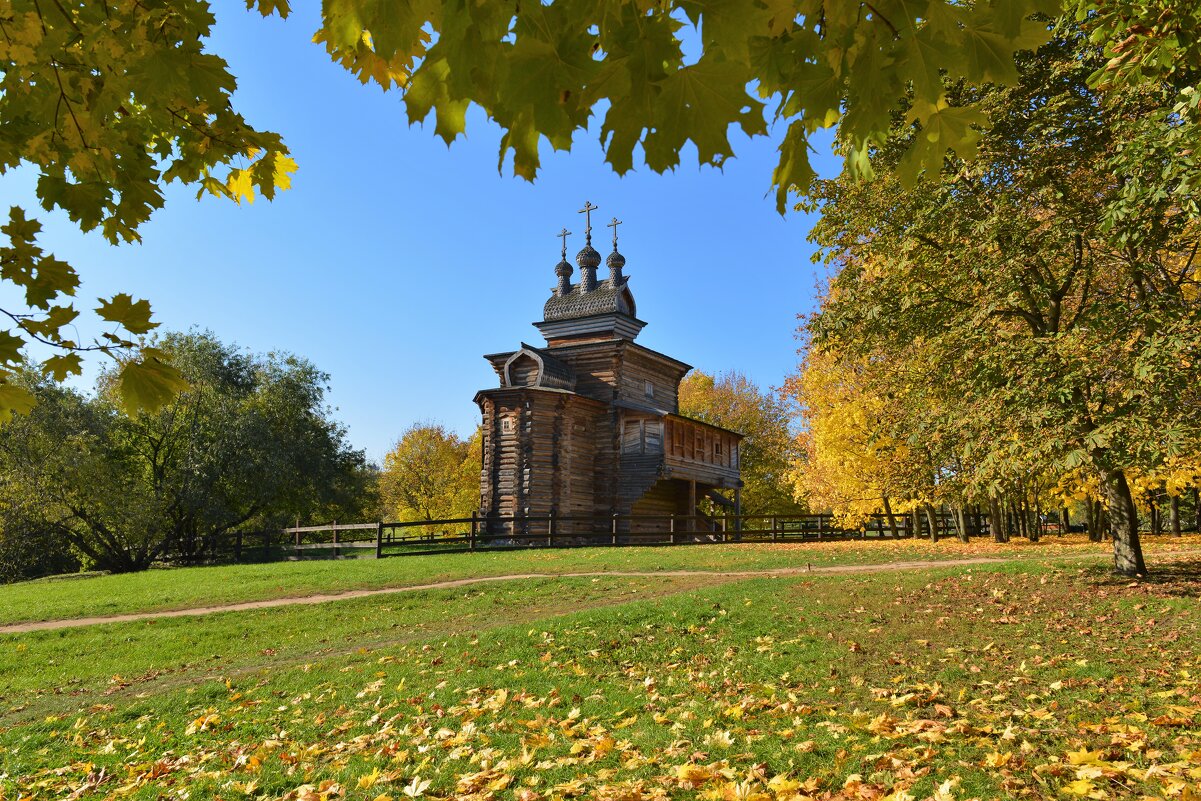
{"left": 578, "top": 200, "right": 598, "bottom": 243}
{"left": 607, "top": 217, "right": 622, "bottom": 250}
{"left": 556, "top": 227, "right": 571, "bottom": 259}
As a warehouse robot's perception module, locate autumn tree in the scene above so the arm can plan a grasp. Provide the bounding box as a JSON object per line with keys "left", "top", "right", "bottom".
{"left": 785, "top": 347, "right": 934, "bottom": 534}
{"left": 803, "top": 27, "right": 1201, "bottom": 575}
{"left": 679, "top": 370, "right": 803, "bottom": 516}
{"left": 380, "top": 424, "right": 480, "bottom": 523}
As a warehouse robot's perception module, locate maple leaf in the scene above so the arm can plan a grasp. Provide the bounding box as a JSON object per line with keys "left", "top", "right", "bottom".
{"left": 95, "top": 294, "right": 157, "bottom": 335}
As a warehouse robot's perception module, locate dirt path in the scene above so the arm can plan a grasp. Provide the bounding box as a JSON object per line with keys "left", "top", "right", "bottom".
{"left": 14, "top": 549, "right": 1193, "bottom": 635}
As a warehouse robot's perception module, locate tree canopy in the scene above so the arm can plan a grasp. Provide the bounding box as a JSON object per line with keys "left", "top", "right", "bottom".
{"left": 7, "top": 0, "right": 1190, "bottom": 419}
{"left": 793, "top": 24, "right": 1201, "bottom": 574}
{"left": 0, "top": 331, "right": 370, "bottom": 576}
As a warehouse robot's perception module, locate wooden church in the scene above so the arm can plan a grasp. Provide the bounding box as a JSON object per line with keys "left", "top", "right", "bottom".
{"left": 474, "top": 202, "right": 743, "bottom": 534}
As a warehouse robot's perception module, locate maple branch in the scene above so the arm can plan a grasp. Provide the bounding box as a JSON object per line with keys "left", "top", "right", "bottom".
{"left": 49, "top": 60, "right": 90, "bottom": 149}
{"left": 863, "top": 3, "right": 900, "bottom": 38}
{"left": 0, "top": 307, "right": 113, "bottom": 354}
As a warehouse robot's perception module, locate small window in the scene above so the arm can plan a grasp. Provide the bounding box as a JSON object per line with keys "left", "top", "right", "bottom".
{"left": 645, "top": 381, "right": 654, "bottom": 399}
{"left": 714, "top": 441, "right": 722, "bottom": 456}
{"left": 501, "top": 417, "right": 514, "bottom": 433}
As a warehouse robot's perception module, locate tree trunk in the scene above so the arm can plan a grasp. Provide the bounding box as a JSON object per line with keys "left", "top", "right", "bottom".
{"left": 912, "top": 507, "right": 923, "bottom": 539}
{"left": 989, "top": 496, "right": 1005, "bottom": 543}
{"left": 1101, "top": 468, "right": 1147, "bottom": 576}
{"left": 1194, "top": 488, "right": 1200, "bottom": 533}
{"left": 924, "top": 504, "right": 938, "bottom": 542}
{"left": 881, "top": 496, "right": 899, "bottom": 537}
{"left": 954, "top": 506, "right": 969, "bottom": 542}
{"left": 1060, "top": 507, "right": 1070, "bottom": 535}
{"left": 1170, "top": 494, "right": 1181, "bottom": 537}
{"left": 1150, "top": 497, "right": 1160, "bottom": 536}
{"left": 1087, "top": 498, "right": 1105, "bottom": 542}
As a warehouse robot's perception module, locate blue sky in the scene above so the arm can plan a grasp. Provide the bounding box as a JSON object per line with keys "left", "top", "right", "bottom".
{"left": 0, "top": 5, "right": 840, "bottom": 462}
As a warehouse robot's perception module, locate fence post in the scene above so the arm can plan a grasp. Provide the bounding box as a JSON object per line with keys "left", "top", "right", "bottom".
{"left": 294, "top": 525, "right": 300, "bottom": 559}
{"left": 669, "top": 515, "right": 676, "bottom": 545}
{"left": 817, "top": 514, "right": 824, "bottom": 539}
{"left": 375, "top": 521, "right": 384, "bottom": 559}
{"left": 263, "top": 530, "right": 271, "bottom": 561}
{"left": 722, "top": 515, "right": 728, "bottom": 542}
{"left": 470, "top": 511, "right": 478, "bottom": 551}
{"left": 547, "top": 510, "right": 555, "bottom": 547}
{"left": 332, "top": 520, "right": 339, "bottom": 558}
{"left": 234, "top": 530, "right": 243, "bottom": 562}
{"left": 611, "top": 513, "right": 619, "bottom": 546}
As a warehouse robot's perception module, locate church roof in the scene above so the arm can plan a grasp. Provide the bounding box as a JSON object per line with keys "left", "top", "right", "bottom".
{"left": 543, "top": 277, "right": 635, "bottom": 321}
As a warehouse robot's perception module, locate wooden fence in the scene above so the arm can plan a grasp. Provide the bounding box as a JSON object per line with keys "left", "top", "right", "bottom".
{"left": 203, "top": 510, "right": 1021, "bottom": 563}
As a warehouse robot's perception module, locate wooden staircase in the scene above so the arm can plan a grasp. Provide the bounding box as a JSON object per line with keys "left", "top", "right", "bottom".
{"left": 617, "top": 454, "right": 664, "bottom": 511}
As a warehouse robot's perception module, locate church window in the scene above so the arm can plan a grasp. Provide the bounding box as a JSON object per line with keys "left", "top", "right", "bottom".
{"left": 502, "top": 416, "right": 514, "bottom": 433}
{"left": 645, "top": 381, "right": 654, "bottom": 399}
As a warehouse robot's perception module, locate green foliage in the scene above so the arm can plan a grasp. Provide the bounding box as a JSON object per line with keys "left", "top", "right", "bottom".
{"left": 0, "top": 515, "right": 80, "bottom": 584}
{"left": 313, "top": 0, "right": 1060, "bottom": 210}
{"left": 380, "top": 423, "right": 480, "bottom": 523}
{"left": 0, "top": 0, "right": 294, "bottom": 417}
{"left": 0, "top": 332, "right": 367, "bottom": 576}
{"left": 678, "top": 370, "right": 804, "bottom": 516}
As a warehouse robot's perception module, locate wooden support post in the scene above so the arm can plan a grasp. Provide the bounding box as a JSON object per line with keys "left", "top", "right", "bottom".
{"left": 734, "top": 488, "right": 742, "bottom": 534}
{"left": 547, "top": 510, "right": 555, "bottom": 547}
{"left": 611, "top": 513, "right": 619, "bottom": 545}
{"left": 375, "top": 521, "right": 384, "bottom": 559}
{"left": 294, "top": 525, "right": 300, "bottom": 558}
{"left": 688, "top": 480, "right": 697, "bottom": 533}
{"left": 669, "top": 515, "right": 676, "bottom": 545}
{"left": 332, "top": 520, "right": 339, "bottom": 558}
{"left": 470, "top": 511, "right": 478, "bottom": 551}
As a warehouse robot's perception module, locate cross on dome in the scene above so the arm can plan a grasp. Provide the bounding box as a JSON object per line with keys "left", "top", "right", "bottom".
{"left": 578, "top": 200, "right": 598, "bottom": 244}
{"left": 607, "top": 217, "right": 622, "bottom": 250}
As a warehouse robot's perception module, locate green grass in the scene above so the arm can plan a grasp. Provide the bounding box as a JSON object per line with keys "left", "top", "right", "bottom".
{"left": 3, "top": 557, "right": 1199, "bottom": 800}
{"left": 6, "top": 533, "right": 1198, "bottom": 625}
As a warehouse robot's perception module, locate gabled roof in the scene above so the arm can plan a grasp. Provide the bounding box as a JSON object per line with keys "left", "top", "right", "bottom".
{"left": 501, "top": 343, "right": 577, "bottom": 391}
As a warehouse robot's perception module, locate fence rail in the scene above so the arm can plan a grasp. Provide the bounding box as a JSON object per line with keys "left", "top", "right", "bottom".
{"left": 191, "top": 510, "right": 1022, "bottom": 564}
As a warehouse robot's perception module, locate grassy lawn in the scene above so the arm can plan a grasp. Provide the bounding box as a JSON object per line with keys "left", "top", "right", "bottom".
{"left": 2, "top": 557, "right": 1199, "bottom": 800}
{"left": 3, "top": 533, "right": 1200, "bottom": 626}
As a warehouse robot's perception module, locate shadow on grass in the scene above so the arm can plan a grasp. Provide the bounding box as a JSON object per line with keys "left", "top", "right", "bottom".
{"left": 1085, "top": 558, "right": 1201, "bottom": 598}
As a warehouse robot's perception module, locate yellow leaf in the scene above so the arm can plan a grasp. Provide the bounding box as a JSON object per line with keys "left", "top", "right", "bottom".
{"left": 1066, "top": 749, "right": 1106, "bottom": 767}
{"left": 227, "top": 168, "right": 255, "bottom": 204}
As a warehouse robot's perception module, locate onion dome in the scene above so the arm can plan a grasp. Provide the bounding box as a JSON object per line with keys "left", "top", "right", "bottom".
{"left": 606, "top": 248, "right": 625, "bottom": 287}
{"left": 576, "top": 244, "right": 600, "bottom": 292}
{"left": 554, "top": 258, "right": 573, "bottom": 297}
